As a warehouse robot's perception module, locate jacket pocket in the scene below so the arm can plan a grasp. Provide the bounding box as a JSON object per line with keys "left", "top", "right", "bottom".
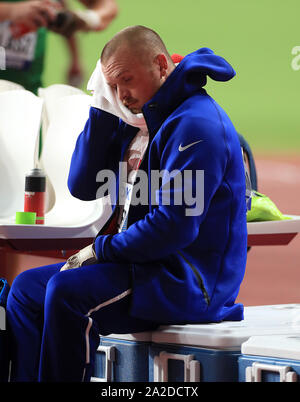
{"left": 130, "top": 261, "right": 209, "bottom": 324}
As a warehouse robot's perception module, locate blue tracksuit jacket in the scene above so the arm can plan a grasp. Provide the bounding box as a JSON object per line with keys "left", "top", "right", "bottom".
{"left": 68, "top": 48, "right": 248, "bottom": 324}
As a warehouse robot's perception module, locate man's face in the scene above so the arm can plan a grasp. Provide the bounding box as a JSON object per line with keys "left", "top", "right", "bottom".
{"left": 102, "top": 48, "right": 164, "bottom": 114}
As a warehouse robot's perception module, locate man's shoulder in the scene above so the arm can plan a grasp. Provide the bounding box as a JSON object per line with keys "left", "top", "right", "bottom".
{"left": 163, "top": 93, "right": 224, "bottom": 134}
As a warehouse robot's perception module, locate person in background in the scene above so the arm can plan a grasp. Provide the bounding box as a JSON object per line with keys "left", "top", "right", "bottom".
{"left": 0, "top": 0, "right": 118, "bottom": 93}
{"left": 55, "top": 0, "right": 119, "bottom": 88}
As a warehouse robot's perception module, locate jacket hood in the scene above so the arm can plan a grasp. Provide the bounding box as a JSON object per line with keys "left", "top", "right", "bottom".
{"left": 142, "top": 48, "right": 236, "bottom": 135}
{"left": 179, "top": 47, "right": 236, "bottom": 88}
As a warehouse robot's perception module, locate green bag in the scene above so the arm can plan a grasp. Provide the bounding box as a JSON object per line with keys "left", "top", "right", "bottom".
{"left": 247, "top": 191, "right": 291, "bottom": 222}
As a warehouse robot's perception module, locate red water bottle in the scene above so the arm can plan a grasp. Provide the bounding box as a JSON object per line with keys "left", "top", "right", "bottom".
{"left": 24, "top": 168, "right": 46, "bottom": 225}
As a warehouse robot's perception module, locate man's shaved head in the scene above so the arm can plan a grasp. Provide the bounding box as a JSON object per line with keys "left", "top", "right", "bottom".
{"left": 100, "top": 25, "right": 175, "bottom": 114}
{"left": 101, "top": 25, "right": 173, "bottom": 66}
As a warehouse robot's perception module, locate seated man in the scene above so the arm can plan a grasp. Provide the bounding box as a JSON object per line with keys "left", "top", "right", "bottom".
{"left": 6, "top": 25, "right": 247, "bottom": 382}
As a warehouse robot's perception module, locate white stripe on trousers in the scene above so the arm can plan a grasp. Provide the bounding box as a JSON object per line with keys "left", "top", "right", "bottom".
{"left": 82, "top": 288, "right": 132, "bottom": 381}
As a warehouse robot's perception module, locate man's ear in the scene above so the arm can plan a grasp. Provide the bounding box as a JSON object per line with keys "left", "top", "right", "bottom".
{"left": 154, "top": 54, "right": 168, "bottom": 78}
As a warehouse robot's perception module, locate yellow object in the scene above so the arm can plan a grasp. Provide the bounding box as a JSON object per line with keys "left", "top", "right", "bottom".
{"left": 247, "top": 191, "right": 291, "bottom": 222}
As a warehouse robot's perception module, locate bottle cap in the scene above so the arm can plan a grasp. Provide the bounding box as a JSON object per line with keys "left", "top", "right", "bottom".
{"left": 15, "top": 211, "right": 36, "bottom": 225}
{"left": 25, "top": 168, "right": 46, "bottom": 192}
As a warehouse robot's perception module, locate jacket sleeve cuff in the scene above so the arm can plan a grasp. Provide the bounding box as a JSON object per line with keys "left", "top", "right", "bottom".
{"left": 93, "top": 235, "right": 111, "bottom": 262}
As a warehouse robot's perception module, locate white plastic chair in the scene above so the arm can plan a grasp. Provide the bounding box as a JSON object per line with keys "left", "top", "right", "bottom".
{"left": 38, "top": 84, "right": 85, "bottom": 142}
{"left": 0, "top": 93, "right": 112, "bottom": 251}
{"left": 0, "top": 89, "right": 42, "bottom": 222}
{"left": 38, "top": 84, "right": 87, "bottom": 212}
{"left": 0, "top": 79, "right": 25, "bottom": 93}
{"left": 41, "top": 92, "right": 111, "bottom": 228}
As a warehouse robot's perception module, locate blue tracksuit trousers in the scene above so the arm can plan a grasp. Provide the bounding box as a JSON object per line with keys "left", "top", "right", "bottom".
{"left": 6, "top": 262, "right": 160, "bottom": 382}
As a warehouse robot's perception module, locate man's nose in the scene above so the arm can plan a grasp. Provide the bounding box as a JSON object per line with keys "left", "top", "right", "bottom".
{"left": 117, "top": 86, "right": 130, "bottom": 103}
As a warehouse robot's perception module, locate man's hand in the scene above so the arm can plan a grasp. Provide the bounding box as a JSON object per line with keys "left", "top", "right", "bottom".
{"left": 9, "top": 0, "right": 60, "bottom": 38}
{"left": 48, "top": 10, "right": 87, "bottom": 38}
{"left": 48, "top": 9, "right": 100, "bottom": 38}
{"left": 60, "top": 244, "right": 97, "bottom": 271}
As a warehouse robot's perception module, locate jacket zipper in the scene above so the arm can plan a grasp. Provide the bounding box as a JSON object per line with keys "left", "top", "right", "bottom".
{"left": 177, "top": 251, "right": 210, "bottom": 306}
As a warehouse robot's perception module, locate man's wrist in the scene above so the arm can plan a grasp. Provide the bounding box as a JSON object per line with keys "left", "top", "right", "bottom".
{"left": 74, "top": 9, "right": 101, "bottom": 30}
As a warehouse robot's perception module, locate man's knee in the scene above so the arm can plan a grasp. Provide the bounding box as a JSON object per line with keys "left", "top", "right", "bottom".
{"left": 7, "top": 264, "right": 62, "bottom": 311}
{"left": 7, "top": 268, "right": 39, "bottom": 312}
{"left": 8, "top": 269, "right": 35, "bottom": 299}
{"left": 44, "top": 271, "right": 76, "bottom": 313}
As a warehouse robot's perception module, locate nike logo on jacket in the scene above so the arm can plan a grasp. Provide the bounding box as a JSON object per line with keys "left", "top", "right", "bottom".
{"left": 178, "top": 140, "right": 203, "bottom": 152}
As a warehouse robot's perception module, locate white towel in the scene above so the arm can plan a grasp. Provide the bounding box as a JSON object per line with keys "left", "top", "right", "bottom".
{"left": 87, "top": 59, "right": 148, "bottom": 130}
